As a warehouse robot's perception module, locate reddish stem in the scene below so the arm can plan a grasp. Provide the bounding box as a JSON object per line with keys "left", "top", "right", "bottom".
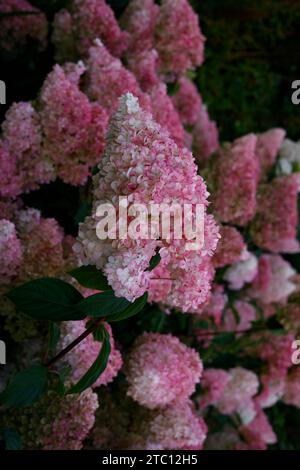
{"left": 45, "top": 319, "right": 103, "bottom": 369}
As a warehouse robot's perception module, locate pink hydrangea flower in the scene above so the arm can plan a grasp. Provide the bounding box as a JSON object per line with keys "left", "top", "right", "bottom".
{"left": 14, "top": 208, "right": 65, "bottom": 281}
{"left": 224, "top": 253, "right": 258, "bottom": 290}
{"left": 255, "top": 374, "right": 285, "bottom": 408}
{"left": 283, "top": 367, "right": 300, "bottom": 408}
{"left": 85, "top": 39, "right": 151, "bottom": 115}
{"left": 251, "top": 175, "right": 300, "bottom": 253}
{"left": 125, "top": 333, "right": 202, "bottom": 409}
{"left": 210, "top": 134, "right": 258, "bottom": 225}
{"left": 172, "top": 77, "right": 202, "bottom": 126}
{"left": 248, "top": 254, "right": 297, "bottom": 305}
{"left": 0, "top": 0, "right": 47, "bottom": 52}
{"left": 127, "top": 49, "right": 160, "bottom": 92}
{"left": 75, "top": 93, "right": 219, "bottom": 310}
{"left": 39, "top": 63, "right": 108, "bottom": 185}
{"left": 222, "top": 300, "right": 257, "bottom": 334}
{"left": 215, "top": 367, "right": 259, "bottom": 415}
{"left": 4, "top": 389, "right": 98, "bottom": 450}
{"left": 148, "top": 219, "right": 218, "bottom": 313}
{"left": 277, "top": 138, "right": 300, "bottom": 176}
{"left": 213, "top": 225, "right": 248, "bottom": 268}
{"left": 239, "top": 406, "right": 277, "bottom": 449}
{"left": 121, "top": 0, "right": 159, "bottom": 54}
{"left": 195, "top": 283, "right": 228, "bottom": 323}
{"left": 52, "top": 9, "right": 75, "bottom": 62}
{"left": 149, "top": 83, "right": 185, "bottom": 146}
{"left": 0, "top": 198, "right": 21, "bottom": 220}
{"left": 198, "top": 368, "right": 230, "bottom": 408}
{"left": 256, "top": 128, "right": 286, "bottom": 178}
{"left": 154, "top": 0, "right": 205, "bottom": 78}
{"left": 254, "top": 332, "right": 295, "bottom": 380}
{"left": 59, "top": 320, "right": 122, "bottom": 387}
{"left": 2, "top": 102, "right": 55, "bottom": 192}
{"left": 144, "top": 401, "right": 207, "bottom": 450}
{"left": 0, "top": 219, "right": 22, "bottom": 285}
{"left": 192, "top": 100, "right": 219, "bottom": 167}
{"left": 52, "top": 0, "right": 128, "bottom": 60}
{"left": 0, "top": 140, "right": 22, "bottom": 198}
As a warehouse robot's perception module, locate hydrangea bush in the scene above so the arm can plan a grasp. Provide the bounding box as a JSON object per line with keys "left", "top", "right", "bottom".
{"left": 1, "top": 0, "right": 300, "bottom": 451}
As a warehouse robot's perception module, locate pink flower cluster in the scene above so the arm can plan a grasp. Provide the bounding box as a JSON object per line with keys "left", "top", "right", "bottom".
{"left": 1, "top": 103, "right": 55, "bottom": 197}
{"left": 210, "top": 134, "right": 259, "bottom": 225}
{"left": 213, "top": 225, "right": 248, "bottom": 268}
{"left": 0, "top": 219, "right": 22, "bottom": 285}
{"left": 154, "top": 0, "right": 205, "bottom": 79}
{"left": 251, "top": 175, "right": 300, "bottom": 253}
{"left": 75, "top": 93, "right": 219, "bottom": 312}
{"left": 53, "top": 0, "right": 129, "bottom": 61}
{"left": 2, "top": 0, "right": 300, "bottom": 452}
{"left": 85, "top": 39, "right": 151, "bottom": 115}
{"left": 125, "top": 333, "right": 202, "bottom": 409}
{"left": 0, "top": 0, "right": 47, "bottom": 53}
{"left": 40, "top": 63, "right": 108, "bottom": 185}
{"left": 209, "top": 367, "right": 259, "bottom": 420}
{"left": 3, "top": 389, "right": 98, "bottom": 450}
{"left": 248, "top": 254, "right": 297, "bottom": 305}
{"left": 144, "top": 401, "right": 207, "bottom": 450}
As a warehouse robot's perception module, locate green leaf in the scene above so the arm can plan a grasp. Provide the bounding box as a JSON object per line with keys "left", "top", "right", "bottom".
{"left": 67, "top": 326, "right": 111, "bottom": 394}
{"left": 48, "top": 322, "right": 61, "bottom": 352}
{"left": 0, "top": 364, "right": 49, "bottom": 408}
{"left": 74, "top": 201, "right": 92, "bottom": 225}
{"left": 195, "top": 320, "right": 210, "bottom": 329}
{"left": 69, "top": 265, "right": 112, "bottom": 291}
{"left": 76, "top": 292, "right": 130, "bottom": 318}
{"left": 86, "top": 320, "right": 105, "bottom": 342}
{"left": 109, "top": 293, "right": 148, "bottom": 322}
{"left": 6, "top": 278, "right": 85, "bottom": 321}
{"left": 51, "top": 366, "right": 71, "bottom": 396}
{"left": 147, "top": 252, "right": 161, "bottom": 271}
{"left": 1, "top": 428, "right": 22, "bottom": 450}
{"left": 212, "top": 332, "right": 235, "bottom": 346}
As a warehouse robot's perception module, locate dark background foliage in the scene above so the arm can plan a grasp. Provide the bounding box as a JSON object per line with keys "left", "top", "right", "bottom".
{"left": 1, "top": 0, "right": 300, "bottom": 449}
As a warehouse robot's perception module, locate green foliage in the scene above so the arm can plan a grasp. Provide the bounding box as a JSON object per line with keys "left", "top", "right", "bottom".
{"left": 6, "top": 278, "right": 85, "bottom": 322}
{"left": 69, "top": 265, "right": 112, "bottom": 291}
{"left": 192, "top": 0, "right": 300, "bottom": 141}
{"left": 4, "top": 271, "right": 150, "bottom": 403}
{"left": 76, "top": 292, "right": 130, "bottom": 318}
{"left": 109, "top": 293, "right": 148, "bottom": 322}
{"left": 47, "top": 322, "right": 61, "bottom": 353}
{"left": 147, "top": 252, "right": 162, "bottom": 272}
{"left": 0, "top": 364, "right": 49, "bottom": 408}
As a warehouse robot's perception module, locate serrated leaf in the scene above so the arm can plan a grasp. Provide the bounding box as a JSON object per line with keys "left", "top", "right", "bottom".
{"left": 109, "top": 293, "right": 148, "bottom": 322}
{"left": 6, "top": 278, "right": 85, "bottom": 321}
{"left": 69, "top": 265, "right": 112, "bottom": 291}
{"left": 76, "top": 292, "right": 130, "bottom": 318}
{"left": 67, "top": 326, "right": 111, "bottom": 394}
{"left": 0, "top": 364, "right": 49, "bottom": 408}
